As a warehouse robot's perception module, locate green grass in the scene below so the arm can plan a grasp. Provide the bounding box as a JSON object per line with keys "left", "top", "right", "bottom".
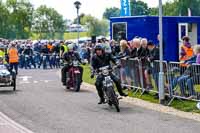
{"left": 64, "top": 32, "right": 88, "bottom": 40}
{"left": 82, "top": 64, "right": 200, "bottom": 113}
{"left": 30, "top": 32, "right": 88, "bottom": 40}
{"left": 82, "top": 65, "right": 95, "bottom": 85}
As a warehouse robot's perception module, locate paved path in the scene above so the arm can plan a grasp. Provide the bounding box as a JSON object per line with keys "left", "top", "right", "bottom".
{"left": 0, "top": 69, "right": 199, "bottom": 133}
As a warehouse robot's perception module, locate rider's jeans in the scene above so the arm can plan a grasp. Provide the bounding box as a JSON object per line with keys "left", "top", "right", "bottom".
{"left": 95, "top": 73, "right": 124, "bottom": 100}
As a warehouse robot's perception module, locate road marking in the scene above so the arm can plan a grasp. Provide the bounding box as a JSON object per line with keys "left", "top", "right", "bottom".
{"left": 0, "top": 112, "right": 34, "bottom": 133}
{"left": 18, "top": 76, "right": 32, "bottom": 81}
{"left": 19, "top": 82, "right": 31, "bottom": 84}
{"left": 33, "top": 81, "right": 38, "bottom": 83}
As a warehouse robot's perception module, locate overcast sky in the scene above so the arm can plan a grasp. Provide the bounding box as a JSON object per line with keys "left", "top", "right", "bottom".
{"left": 29, "top": 0, "right": 172, "bottom": 20}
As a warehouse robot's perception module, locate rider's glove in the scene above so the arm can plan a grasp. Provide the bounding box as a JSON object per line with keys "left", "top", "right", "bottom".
{"left": 90, "top": 74, "right": 94, "bottom": 79}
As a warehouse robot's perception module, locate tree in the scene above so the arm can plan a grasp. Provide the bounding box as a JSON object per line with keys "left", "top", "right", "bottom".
{"left": 32, "top": 5, "right": 65, "bottom": 39}
{"left": 149, "top": 0, "right": 200, "bottom": 16}
{"left": 73, "top": 13, "right": 85, "bottom": 25}
{"left": 0, "top": 0, "right": 10, "bottom": 38}
{"left": 103, "top": 7, "right": 120, "bottom": 20}
{"left": 77, "top": 14, "right": 108, "bottom": 36}
{"left": 178, "top": 0, "right": 200, "bottom": 16}
{"left": 149, "top": 1, "right": 179, "bottom": 16}
{"left": 6, "top": 0, "right": 34, "bottom": 39}
{"left": 130, "top": 0, "right": 150, "bottom": 16}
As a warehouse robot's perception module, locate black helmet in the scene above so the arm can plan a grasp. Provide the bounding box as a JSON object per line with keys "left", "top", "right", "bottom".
{"left": 94, "top": 44, "right": 103, "bottom": 52}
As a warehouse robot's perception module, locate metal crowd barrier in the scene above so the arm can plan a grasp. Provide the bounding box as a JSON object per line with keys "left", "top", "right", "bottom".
{"left": 119, "top": 58, "right": 200, "bottom": 105}
{"left": 120, "top": 58, "right": 143, "bottom": 92}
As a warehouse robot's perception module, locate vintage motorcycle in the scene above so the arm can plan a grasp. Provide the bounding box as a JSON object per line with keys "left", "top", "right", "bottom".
{"left": 95, "top": 65, "right": 120, "bottom": 112}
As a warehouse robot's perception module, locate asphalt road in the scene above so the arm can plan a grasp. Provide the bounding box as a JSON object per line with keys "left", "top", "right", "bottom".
{"left": 0, "top": 69, "right": 200, "bottom": 133}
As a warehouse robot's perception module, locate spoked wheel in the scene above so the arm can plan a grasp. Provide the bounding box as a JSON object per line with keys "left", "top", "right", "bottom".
{"left": 106, "top": 87, "right": 120, "bottom": 112}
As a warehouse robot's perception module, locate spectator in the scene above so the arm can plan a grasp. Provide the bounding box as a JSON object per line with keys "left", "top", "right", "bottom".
{"left": 179, "top": 36, "right": 194, "bottom": 64}
{"left": 168, "top": 45, "right": 199, "bottom": 97}
{"left": 129, "top": 38, "right": 146, "bottom": 59}
{"left": 140, "top": 38, "right": 149, "bottom": 57}
{"left": 144, "top": 41, "right": 159, "bottom": 90}
{"left": 119, "top": 40, "right": 130, "bottom": 57}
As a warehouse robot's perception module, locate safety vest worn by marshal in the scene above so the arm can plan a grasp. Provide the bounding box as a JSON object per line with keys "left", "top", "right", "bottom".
{"left": 180, "top": 45, "right": 194, "bottom": 67}
{"left": 180, "top": 45, "right": 194, "bottom": 61}
{"left": 60, "top": 44, "right": 68, "bottom": 55}
{"left": 8, "top": 47, "right": 19, "bottom": 63}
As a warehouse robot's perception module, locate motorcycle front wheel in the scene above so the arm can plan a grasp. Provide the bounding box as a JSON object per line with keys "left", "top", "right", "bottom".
{"left": 106, "top": 87, "right": 120, "bottom": 112}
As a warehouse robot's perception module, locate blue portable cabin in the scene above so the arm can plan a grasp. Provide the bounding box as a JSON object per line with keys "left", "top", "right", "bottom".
{"left": 110, "top": 16, "right": 200, "bottom": 61}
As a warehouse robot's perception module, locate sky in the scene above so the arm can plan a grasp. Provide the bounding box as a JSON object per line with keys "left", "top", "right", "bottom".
{"left": 29, "top": 0, "right": 172, "bottom": 20}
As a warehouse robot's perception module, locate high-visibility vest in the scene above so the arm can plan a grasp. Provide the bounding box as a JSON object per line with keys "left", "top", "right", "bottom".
{"left": 0, "top": 50, "right": 5, "bottom": 57}
{"left": 180, "top": 45, "right": 194, "bottom": 67}
{"left": 180, "top": 45, "right": 194, "bottom": 61}
{"left": 8, "top": 47, "right": 19, "bottom": 63}
{"left": 60, "top": 45, "right": 68, "bottom": 57}
{"left": 47, "top": 44, "right": 53, "bottom": 51}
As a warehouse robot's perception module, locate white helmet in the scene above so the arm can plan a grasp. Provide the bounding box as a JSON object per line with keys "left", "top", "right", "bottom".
{"left": 68, "top": 44, "right": 74, "bottom": 51}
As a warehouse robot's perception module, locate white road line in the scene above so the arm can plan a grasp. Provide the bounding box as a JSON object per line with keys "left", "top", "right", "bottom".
{"left": 0, "top": 112, "right": 34, "bottom": 133}
{"left": 33, "top": 81, "right": 38, "bottom": 84}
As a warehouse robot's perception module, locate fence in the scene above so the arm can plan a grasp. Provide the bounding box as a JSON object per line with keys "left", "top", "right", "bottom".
{"left": 118, "top": 58, "right": 200, "bottom": 105}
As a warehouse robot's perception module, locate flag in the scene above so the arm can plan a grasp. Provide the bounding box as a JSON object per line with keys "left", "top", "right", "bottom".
{"left": 120, "top": 0, "right": 131, "bottom": 16}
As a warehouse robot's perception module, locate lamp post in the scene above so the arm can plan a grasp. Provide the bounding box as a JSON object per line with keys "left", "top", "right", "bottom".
{"left": 158, "top": 0, "right": 165, "bottom": 104}
{"left": 74, "top": 1, "right": 81, "bottom": 46}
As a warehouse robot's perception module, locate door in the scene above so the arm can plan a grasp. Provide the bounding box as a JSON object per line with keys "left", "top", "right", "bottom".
{"left": 178, "top": 23, "right": 188, "bottom": 59}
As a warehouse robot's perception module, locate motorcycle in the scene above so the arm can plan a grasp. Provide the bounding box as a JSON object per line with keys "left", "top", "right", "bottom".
{"left": 24, "top": 55, "right": 31, "bottom": 69}
{"left": 95, "top": 65, "right": 120, "bottom": 112}
{"left": 42, "top": 54, "right": 48, "bottom": 69}
{"left": 65, "top": 60, "right": 82, "bottom": 92}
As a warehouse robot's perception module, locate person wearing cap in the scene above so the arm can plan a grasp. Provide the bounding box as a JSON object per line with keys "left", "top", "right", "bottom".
{"left": 8, "top": 43, "right": 19, "bottom": 75}
{"left": 144, "top": 41, "right": 160, "bottom": 90}
{"left": 180, "top": 36, "right": 194, "bottom": 65}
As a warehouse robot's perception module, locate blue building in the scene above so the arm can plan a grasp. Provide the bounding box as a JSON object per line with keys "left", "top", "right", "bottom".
{"left": 110, "top": 16, "right": 200, "bottom": 61}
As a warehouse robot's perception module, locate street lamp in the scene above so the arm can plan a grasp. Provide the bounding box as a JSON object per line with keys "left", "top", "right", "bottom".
{"left": 74, "top": 1, "right": 81, "bottom": 46}
{"left": 158, "top": 0, "right": 165, "bottom": 104}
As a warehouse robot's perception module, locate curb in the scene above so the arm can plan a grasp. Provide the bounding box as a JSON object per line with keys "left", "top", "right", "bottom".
{"left": 82, "top": 82, "right": 200, "bottom": 122}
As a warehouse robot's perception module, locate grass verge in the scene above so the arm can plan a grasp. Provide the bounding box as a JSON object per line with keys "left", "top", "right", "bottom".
{"left": 83, "top": 64, "right": 200, "bottom": 114}
{"left": 64, "top": 32, "right": 88, "bottom": 40}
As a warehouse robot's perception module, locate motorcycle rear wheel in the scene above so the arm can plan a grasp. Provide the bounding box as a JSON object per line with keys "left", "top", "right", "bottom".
{"left": 74, "top": 74, "right": 81, "bottom": 92}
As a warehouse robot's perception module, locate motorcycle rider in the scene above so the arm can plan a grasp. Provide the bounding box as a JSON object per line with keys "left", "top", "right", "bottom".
{"left": 61, "top": 43, "right": 84, "bottom": 86}
{"left": 91, "top": 45, "right": 128, "bottom": 104}
{"left": 23, "top": 44, "right": 36, "bottom": 69}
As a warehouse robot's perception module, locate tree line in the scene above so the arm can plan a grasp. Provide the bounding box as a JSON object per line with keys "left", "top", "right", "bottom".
{"left": 103, "top": 0, "right": 200, "bottom": 19}
{"left": 0, "top": 0, "right": 65, "bottom": 39}
{"left": 1, "top": 0, "right": 200, "bottom": 39}
{"left": 0, "top": 0, "right": 110, "bottom": 39}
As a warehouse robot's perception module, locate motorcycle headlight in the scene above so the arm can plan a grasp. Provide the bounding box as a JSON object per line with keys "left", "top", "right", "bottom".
{"left": 102, "top": 69, "right": 109, "bottom": 75}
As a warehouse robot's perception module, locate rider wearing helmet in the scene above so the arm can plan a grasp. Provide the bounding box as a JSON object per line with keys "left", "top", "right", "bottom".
{"left": 91, "top": 44, "right": 127, "bottom": 104}
{"left": 61, "top": 43, "right": 84, "bottom": 86}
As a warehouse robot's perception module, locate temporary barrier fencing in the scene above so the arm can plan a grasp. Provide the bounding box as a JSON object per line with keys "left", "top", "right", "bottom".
{"left": 119, "top": 58, "right": 200, "bottom": 105}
